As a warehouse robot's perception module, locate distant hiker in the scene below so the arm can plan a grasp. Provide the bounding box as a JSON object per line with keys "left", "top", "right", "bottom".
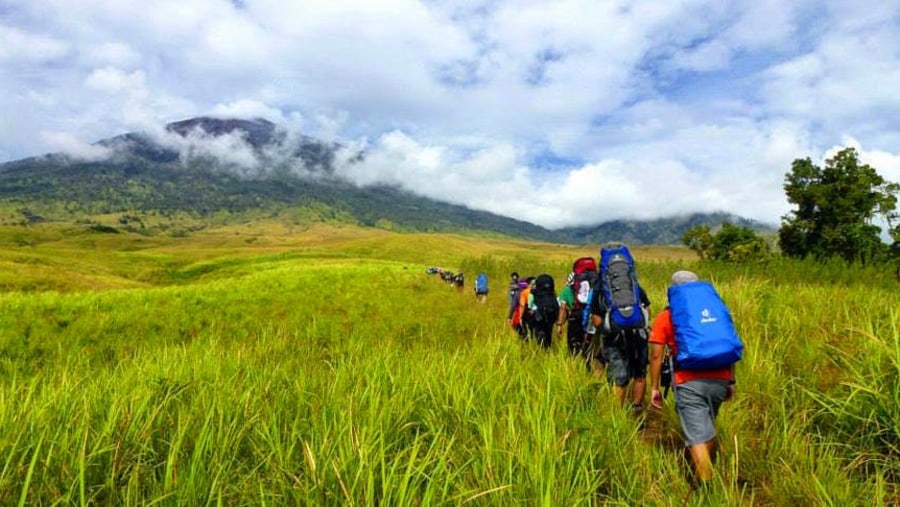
{"left": 474, "top": 273, "right": 489, "bottom": 303}
{"left": 519, "top": 276, "right": 536, "bottom": 341}
{"left": 590, "top": 242, "right": 651, "bottom": 414}
{"left": 507, "top": 272, "right": 527, "bottom": 339}
{"left": 529, "top": 273, "right": 559, "bottom": 349}
{"left": 453, "top": 272, "right": 465, "bottom": 292}
{"left": 649, "top": 270, "right": 741, "bottom": 484}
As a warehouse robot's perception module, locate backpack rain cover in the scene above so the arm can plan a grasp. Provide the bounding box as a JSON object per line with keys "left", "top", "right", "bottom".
{"left": 668, "top": 280, "right": 743, "bottom": 370}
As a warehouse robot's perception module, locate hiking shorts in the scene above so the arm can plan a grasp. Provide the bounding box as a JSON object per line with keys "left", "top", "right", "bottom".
{"left": 602, "top": 336, "right": 647, "bottom": 387}
{"left": 674, "top": 379, "right": 729, "bottom": 446}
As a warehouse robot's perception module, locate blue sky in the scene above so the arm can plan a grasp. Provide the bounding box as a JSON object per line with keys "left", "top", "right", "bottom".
{"left": 1, "top": 0, "right": 899, "bottom": 229}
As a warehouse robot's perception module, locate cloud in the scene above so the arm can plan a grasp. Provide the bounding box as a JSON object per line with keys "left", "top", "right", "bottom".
{"left": 1, "top": 0, "right": 900, "bottom": 229}
{"left": 0, "top": 23, "right": 69, "bottom": 63}
{"left": 84, "top": 67, "right": 147, "bottom": 94}
{"left": 39, "top": 131, "right": 111, "bottom": 161}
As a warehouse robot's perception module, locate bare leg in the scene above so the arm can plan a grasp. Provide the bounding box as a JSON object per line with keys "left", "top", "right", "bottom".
{"left": 613, "top": 385, "right": 627, "bottom": 405}
{"left": 688, "top": 440, "right": 716, "bottom": 482}
{"left": 631, "top": 377, "right": 646, "bottom": 408}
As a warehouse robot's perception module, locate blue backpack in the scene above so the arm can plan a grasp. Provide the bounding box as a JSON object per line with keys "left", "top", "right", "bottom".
{"left": 475, "top": 273, "right": 489, "bottom": 293}
{"left": 669, "top": 280, "right": 743, "bottom": 370}
{"left": 598, "top": 242, "right": 645, "bottom": 331}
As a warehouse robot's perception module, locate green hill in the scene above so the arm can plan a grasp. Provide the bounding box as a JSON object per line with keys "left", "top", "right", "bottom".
{"left": 0, "top": 117, "right": 774, "bottom": 244}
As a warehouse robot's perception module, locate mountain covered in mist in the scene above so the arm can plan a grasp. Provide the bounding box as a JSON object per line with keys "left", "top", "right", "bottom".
{"left": 0, "top": 117, "right": 774, "bottom": 244}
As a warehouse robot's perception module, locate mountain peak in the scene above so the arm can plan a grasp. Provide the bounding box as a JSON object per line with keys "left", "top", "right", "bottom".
{"left": 165, "top": 117, "right": 278, "bottom": 148}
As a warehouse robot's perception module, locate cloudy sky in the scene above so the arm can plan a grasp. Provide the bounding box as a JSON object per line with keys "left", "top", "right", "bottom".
{"left": 2, "top": 0, "right": 900, "bottom": 229}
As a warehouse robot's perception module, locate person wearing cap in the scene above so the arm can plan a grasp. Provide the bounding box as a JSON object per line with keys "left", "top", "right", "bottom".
{"left": 648, "top": 270, "right": 736, "bottom": 484}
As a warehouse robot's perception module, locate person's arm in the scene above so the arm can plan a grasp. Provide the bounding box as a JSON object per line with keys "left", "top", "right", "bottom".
{"left": 648, "top": 311, "right": 670, "bottom": 409}
{"left": 589, "top": 287, "right": 604, "bottom": 329}
{"left": 639, "top": 286, "right": 651, "bottom": 308}
{"left": 725, "top": 364, "right": 736, "bottom": 401}
{"left": 556, "top": 302, "right": 568, "bottom": 325}
{"left": 649, "top": 341, "right": 665, "bottom": 408}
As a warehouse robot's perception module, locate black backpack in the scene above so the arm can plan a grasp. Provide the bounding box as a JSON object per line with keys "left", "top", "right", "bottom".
{"left": 531, "top": 274, "right": 559, "bottom": 324}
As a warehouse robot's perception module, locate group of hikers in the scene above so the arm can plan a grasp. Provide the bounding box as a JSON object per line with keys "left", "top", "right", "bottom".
{"left": 426, "top": 267, "right": 489, "bottom": 302}
{"left": 430, "top": 242, "right": 743, "bottom": 485}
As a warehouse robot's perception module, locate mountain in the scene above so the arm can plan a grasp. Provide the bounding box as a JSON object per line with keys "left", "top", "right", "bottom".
{"left": 558, "top": 213, "right": 776, "bottom": 246}
{"left": 0, "top": 117, "right": 774, "bottom": 244}
{"left": 0, "top": 117, "right": 556, "bottom": 239}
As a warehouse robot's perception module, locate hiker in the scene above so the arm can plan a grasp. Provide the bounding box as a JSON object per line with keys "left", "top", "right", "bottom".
{"left": 453, "top": 272, "right": 465, "bottom": 292}
{"left": 559, "top": 257, "right": 599, "bottom": 360}
{"left": 556, "top": 272, "right": 578, "bottom": 353}
{"left": 581, "top": 285, "right": 604, "bottom": 373}
{"left": 529, "top": 273, "right": 559, "bottom": 349}
{"left": 474, "top": 273, "right": 489, "bottom": 303}
{"left": 557, "top": 272, "right": 589, "bottom": 357}
{"left": 649, "top": 270, "right": 741, "bottom": 484}
{"left": 507, "top": 272, "right": 527, "bottom": 339}
{"left": 590, "top": 243, "right": 651, "bottom": 414}
{"left": 519, "top": 276, "right": 536, "bottom": 341}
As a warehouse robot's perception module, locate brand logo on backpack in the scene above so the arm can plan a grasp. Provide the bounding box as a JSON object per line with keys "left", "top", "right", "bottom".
{"left": 700, "top": 308, "right": 717, "bottom": 324}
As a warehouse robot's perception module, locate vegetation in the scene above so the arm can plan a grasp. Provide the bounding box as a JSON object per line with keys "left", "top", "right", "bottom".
{"left": 0, "top": 222, "right": 897, "bottom": 504}
{"left": 682, "top": 222, "right": 772, "bottom": 262}
{"left": 779, "top": 147, "right": 900, "bottom": 263}
{"left": 0, "top": 117, "right": 773, "bottom": 245}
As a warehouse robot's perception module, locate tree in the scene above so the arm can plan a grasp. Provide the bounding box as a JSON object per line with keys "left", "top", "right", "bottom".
{"left": 779, "top": 147, "right": 900, "bottom": 263}
{"left": 683, "top": 222, "right": 770, "bottom": 261}
{"left": 682, "top": 225, "right": 712, "bottom": 259}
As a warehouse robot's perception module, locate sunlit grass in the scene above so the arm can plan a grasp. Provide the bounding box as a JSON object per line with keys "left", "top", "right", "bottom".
{"left": 0, "top": 223, "right": 896, "bottom": 504}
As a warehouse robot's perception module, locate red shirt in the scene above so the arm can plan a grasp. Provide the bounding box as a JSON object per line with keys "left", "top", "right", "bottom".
{"left": 649, "top": 308, "right": 734, "bottom": 385}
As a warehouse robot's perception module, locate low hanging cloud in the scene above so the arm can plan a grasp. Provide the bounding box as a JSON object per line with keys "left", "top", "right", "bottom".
{"left": 39, "top": 131, "right": 112, "bottom": 161}
{"left": 2, "top": 0, "right": 900, "bottom": 229}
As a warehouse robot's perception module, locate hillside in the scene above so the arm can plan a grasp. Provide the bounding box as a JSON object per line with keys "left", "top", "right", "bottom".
{"left": 0, "top": 117, "right": 774, "bottom": 244}
{"left": 557, "top": 212, "right": 776, "bottom": 245}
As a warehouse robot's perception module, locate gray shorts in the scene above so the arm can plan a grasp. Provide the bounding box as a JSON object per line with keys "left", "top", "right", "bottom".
{"left": 674, "top": 379, "right": 729, "bottom": 446}
{"left": 602, "top": 332, "right": 648, "bottom": 387}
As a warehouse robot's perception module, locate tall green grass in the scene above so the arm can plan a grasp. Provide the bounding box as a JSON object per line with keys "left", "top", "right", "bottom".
{"left": 0, "top": 229, "right": 897, "bottom": 504}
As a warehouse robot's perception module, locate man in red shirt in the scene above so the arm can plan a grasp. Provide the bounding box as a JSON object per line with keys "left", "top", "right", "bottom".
{"left": 648, "top": 270, "right": 736, "bottom": 484}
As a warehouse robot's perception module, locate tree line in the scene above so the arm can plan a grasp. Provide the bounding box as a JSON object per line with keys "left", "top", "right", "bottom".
{"left": 682, "top": 147, "right": 900, "bottom": 268}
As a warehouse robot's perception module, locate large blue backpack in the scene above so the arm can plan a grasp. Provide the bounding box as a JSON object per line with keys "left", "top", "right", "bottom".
{"left": 475, "top": 273, "right": 489, "bottom": 293}
{"left": 669, "top": 280, "right": 743, "bottom": 370}
{"left": 598, "top": 242, "right": 645, "bottom": 331}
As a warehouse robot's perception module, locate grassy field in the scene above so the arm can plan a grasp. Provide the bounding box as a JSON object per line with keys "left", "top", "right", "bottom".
{"left": 0, "top": 222, "right": 897, "bottom": 505}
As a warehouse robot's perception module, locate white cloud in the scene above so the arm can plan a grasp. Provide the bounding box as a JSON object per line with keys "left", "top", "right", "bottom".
{"left": 39, "top": 131, "right": 111, "bottom": 161}
{"left": 85, "top": 42, "right": 141, "bottom": 67}
{"left": 85, "top": 67, "right": 147, "bottom": 94}
{"left": 1, "top": 0, "right": 900, "bottom": 230}
{"left": 0, "top": 23, "right": 69, "bottom": 62}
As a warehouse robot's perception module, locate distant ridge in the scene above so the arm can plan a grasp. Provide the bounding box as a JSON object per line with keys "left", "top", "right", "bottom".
{"left": 557, "top": 212, "right": 776, "bottom": 246}
{"left": 0, "top": 117, "right": 773, "bottom": 244}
